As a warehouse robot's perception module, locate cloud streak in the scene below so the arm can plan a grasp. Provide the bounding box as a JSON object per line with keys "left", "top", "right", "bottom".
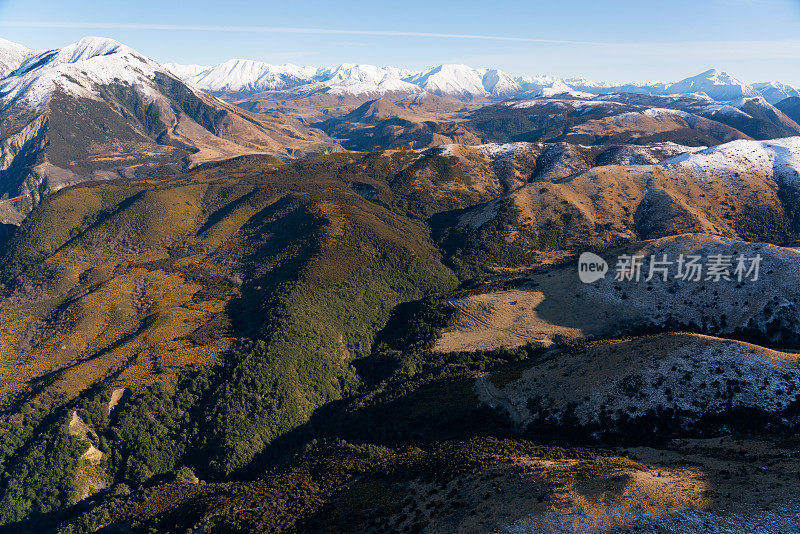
{"left": 4, "top": 20, "right": 797, "bottom": 67}
{"left": 0, "top": 20, "right": 600, "bottom": 45}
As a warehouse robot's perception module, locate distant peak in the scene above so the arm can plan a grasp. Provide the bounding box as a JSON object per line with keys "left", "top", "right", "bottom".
{"left": 0, "top": 37, "right": 30, "bottom": 51}
{"left": 75, "top": 36, "right": 123, "bottom": 47}
{"left": 70, "top": 36, "right": 125, "bottom": 53}
{"left": 436, "top": 63, "right": 472, "bottom": 71}
{"left": 57, "top": 36, "right": 131, "bottom": 64}
{"left": 221, "top": 58, "right": 267, "bottom": 66}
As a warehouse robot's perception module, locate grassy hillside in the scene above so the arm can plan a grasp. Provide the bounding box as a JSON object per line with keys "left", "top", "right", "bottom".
{"left": 0, "top": 152, "right": 459, "bottom": 525}
{"left": 5, "top": 141, "right": 800, "bottom": 531}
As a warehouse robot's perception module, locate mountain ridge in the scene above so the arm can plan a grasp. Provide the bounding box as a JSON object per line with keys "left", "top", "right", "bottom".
{"left": 161, "top": 52, "right": 797, "bottom": 103}
{"left": 0, "top": 37, "right": 339, "bottom": 222}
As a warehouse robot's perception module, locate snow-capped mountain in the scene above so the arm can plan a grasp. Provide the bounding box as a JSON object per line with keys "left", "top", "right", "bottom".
{"left": 408, "top": 64, "right": 520, "bottom": 98}
{"left": 564, "top": 77, "right": 670, "bottom": 96}
{"left": 753, "top": 81, "right": 800, "bottom": 105}
{"left": 164, "top": 59, "right": 800, "bottom": 104}
{"left": 517, "top": 75, "right": 564, "bottom": 92}
{"left": 0, "top": 36, "right": 337, "bottom": 221}
{"left": 480, "top": 69, "right": 523, "bottom": 97}
{"left": 556, "top": 70, "right": 761, "bottom": 102}
{"left": 1, "top": 36, "right": 166, "bottom": 111}
{"left": 182, "top": 59, "right": 319, "bottom": 92}
{"left": 175, "top": 60, "right": 420, "bottom": 96}
{"left": 0, "top": 37, "right": 33, "bottom": 78}
{"left": 665, "top": 69, "right": 760, "bottom": 102}
{"left": 516, "top": 76, "right": 591, "bottom": 98}
{"left": 172, "top": 60, "right": 523, "bottom": 99}
{"left": 384, "top": 66, "right": 418, "bottom": 79}
{"left": 163, "top": 56, "right": 796, "bottom": 105}
{"left": 303, "top": 63, "right": 420, "bottom": 96}
{"left": 520, "top": 71, "right": 790, "bottom": 104}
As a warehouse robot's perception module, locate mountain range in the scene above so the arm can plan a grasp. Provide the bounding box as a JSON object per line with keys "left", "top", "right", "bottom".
{"left": 0, "top": 37, "right": 338, "bottom": 222}
{"left": 2, "top": 34, "right": 799, "bottom": 227}
{"left": 163, "top": 56, "right": 800, "bottom": 104}
{"left": 2, "top": 36, "right": 796, "bottom": 111}
{"left": 4, "top": 131, "right": 800, "bottom": 531}
{"left": 3, "top": 32, "right": 800, "bottom": 532}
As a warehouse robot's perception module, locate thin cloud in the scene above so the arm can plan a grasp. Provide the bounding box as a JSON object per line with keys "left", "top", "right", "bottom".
{"left": 0, "top": 20, "right": 599, "bottom": 45}
{"left": 4, "top": 20, "right": 797, "bottom": 66}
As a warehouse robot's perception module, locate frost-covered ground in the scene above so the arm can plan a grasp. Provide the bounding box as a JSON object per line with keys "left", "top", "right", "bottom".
{"left": 505, "top": 504, "right": 800, "bottom": 534}
{"left": 662, "top": 136, "right": 800, "bottom": 187}
{"left": 497, "top": 333, "right": 800, "bottom": 430}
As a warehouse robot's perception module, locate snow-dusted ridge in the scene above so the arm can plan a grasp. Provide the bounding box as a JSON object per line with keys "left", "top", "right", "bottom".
{"left": 181, "top": 58, "right": 319, "bottom": 92}
{"left": 0, "top": 37, "right": 34, "bottom": 78}
{"left": 0, "top": 36, "right": 176, "bottom": 112}
{"left": 753, "top": 81, "right": 800, "bottom": 105}
{"left": 662, "top": 136, "right": 800, "bottom": 187}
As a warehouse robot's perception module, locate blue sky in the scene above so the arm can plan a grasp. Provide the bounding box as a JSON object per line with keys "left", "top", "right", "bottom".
{"left": 1, "top": 0, "right": 799, "bottom": 84}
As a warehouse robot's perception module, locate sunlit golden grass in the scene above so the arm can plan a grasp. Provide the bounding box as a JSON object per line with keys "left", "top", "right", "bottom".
{"left": 0, "top": 151, "right": 459, "bottom": 416}
{"left": 0, "top": 257, "right": 217, "bottom": 405}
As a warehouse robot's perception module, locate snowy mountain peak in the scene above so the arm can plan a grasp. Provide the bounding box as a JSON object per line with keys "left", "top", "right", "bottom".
{"left": 0, "top": 37, "right": 33, "bottom": 78}
{"left": 699, "top": 69, "right": 752, "bottom": 88}
{"left": 299, "top": 63, "right": 420, "bottom": 96}
{"left": 13, "top": 35, "right": 156, "bottom": 78}
{"left": 55, "top": 36, "right": 130, "bottom": 64}
{"left": 183, "top": 58, "right": 318, "bottom": 92}
{"left": 1, "top": 37, "right": 166, "bottom": 111}
{"left": 667, "top": 69, "right": 759, "bottom": 101}
{"left": 753, "top": 81, "right": 800, "bottom": 105}
{"left": 0, "top": 37, "right": 29, "bottom": 52}
{"left": 699, "top": 68, "right": 725, "bottom": 78}
{"left": 480, "top": 69, "right": 522, "bottom": 97}
{"left": 325, "top": 63, "right": 395, "bottom": 84}
{"left": 408, "top": 64, "right": 520, "bottom": 97}
{"left": 215, "top": 58, "right": 271, "bottom": 79}
{"left": 410, "top": 64, "right": 486, "bottom": 97}
{"left": 516, "top": 77, "right": 579, "bottom": 98}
